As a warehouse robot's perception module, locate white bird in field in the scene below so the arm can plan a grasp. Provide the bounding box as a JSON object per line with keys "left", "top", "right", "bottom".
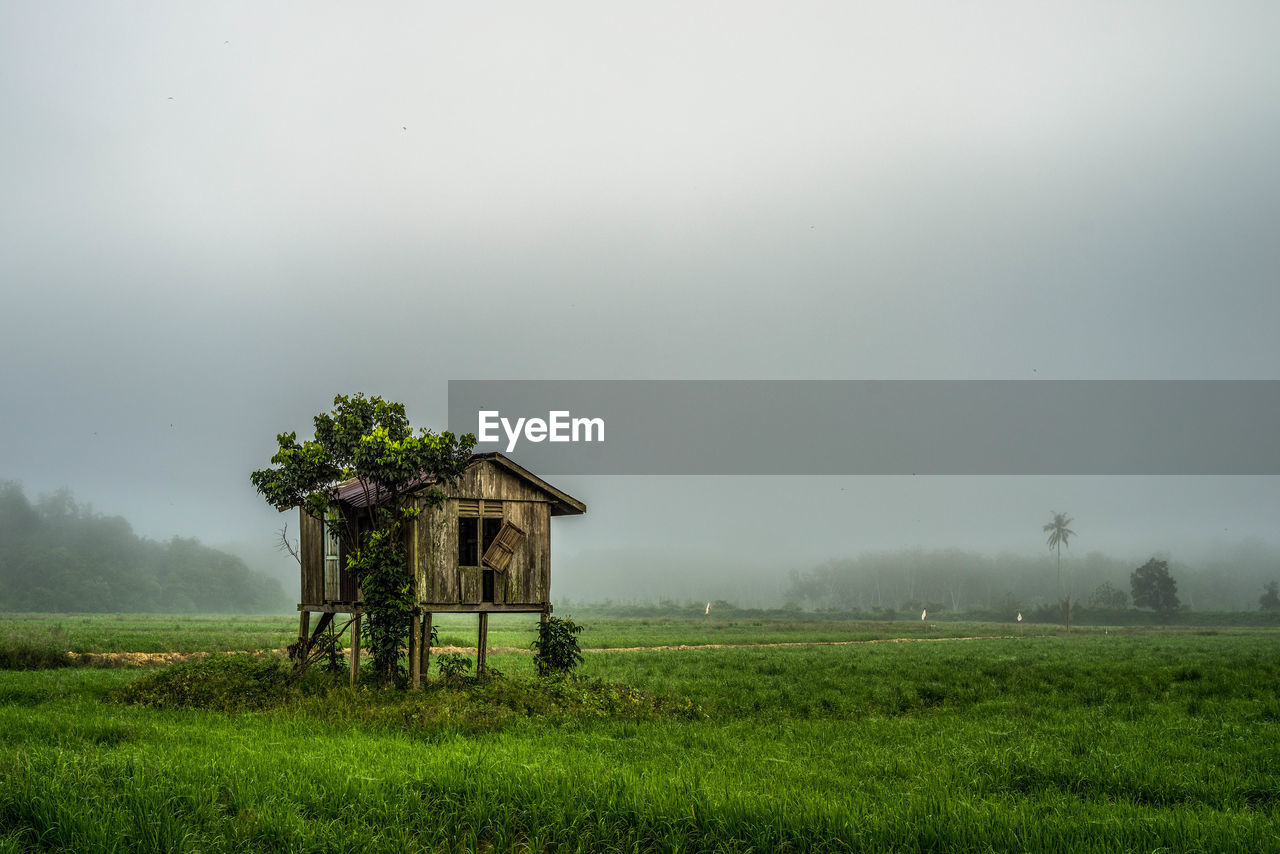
{"left": 921, "top": 609, "right": 926, "bottom": 621}
{"left": 705, "top": 602, "right": 711, "bottom": 615}
{"left": 1017, "top": 613, "right": 1023, "bottom": 622}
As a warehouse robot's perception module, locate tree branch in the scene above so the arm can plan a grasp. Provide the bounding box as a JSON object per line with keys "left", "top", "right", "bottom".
{"left": 276, "top": 523, "right": 301, "bottom": 566}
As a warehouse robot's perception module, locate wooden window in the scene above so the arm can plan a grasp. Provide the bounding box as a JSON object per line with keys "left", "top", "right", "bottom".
{"left": 457, "top": 500, "right": 503, "bottom": 567}
{"left": 458, "top": 517, "right": 478, "bottom": 566}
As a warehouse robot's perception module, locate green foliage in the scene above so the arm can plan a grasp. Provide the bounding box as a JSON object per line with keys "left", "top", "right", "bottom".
{"left": 345, "top": 525, "right": 413, "bottom": 684}
{"left": 532, "top": 615, "right": 584, "bottom": 676}
{"left": 1088, "top": 580, "right": 1129, "bottom": 609}
{"left": 109, "top": 655, "right": 295, "bottom": 711}
{"left": 1042, "top": 511, "right": 1075, "bottom": 553}
{"left": 435, "top": 653, "right": 471, "bottom": 683}
{"left": 0, "top": 482, "right": 286, "bottom": 614}
{"left": 1260, "top": 581, "right": 1280, "bottom": 611}
{"left": 1132, "top": 557, "right": 1180, "bottom": 614}
{"left": 250, "top": 394, "right": 474, "bottom": 687}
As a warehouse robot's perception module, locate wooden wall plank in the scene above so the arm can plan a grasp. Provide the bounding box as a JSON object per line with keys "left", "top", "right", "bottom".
{"left": 299, "top": 509, "right": 324, "bottom": 606}
{"left": 537, "top": 501, "right": 551, "bottom": 603}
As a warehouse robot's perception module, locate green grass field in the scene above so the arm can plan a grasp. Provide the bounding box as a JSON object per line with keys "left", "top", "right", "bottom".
{"left": 0, "top": 611, "right": 1082, "bottom": 656}
{"left": 1, "top": 616, "right": 1277, "bottom": 851}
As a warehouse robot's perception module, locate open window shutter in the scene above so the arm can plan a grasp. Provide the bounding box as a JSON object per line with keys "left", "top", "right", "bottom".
{"left": 481, "top": 520, "right": 527, "bottom": 572}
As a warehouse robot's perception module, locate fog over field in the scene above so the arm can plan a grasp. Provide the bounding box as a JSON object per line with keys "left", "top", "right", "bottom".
{"left": 2, "top": 3, "right": 1278, "bottom": 607}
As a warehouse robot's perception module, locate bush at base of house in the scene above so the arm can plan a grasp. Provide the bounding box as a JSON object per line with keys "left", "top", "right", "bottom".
{"left": 109, "top": 655, "right": 704, "bottom": 733}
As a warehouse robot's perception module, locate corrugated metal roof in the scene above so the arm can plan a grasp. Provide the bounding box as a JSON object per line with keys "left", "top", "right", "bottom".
{"left": 333, "top": 471, "right": 435, "bottom": 508}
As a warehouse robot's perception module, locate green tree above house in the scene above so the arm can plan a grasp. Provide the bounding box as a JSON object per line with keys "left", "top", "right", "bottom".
{"left": 250, "top": 393, "right": 475, "bottom": 687}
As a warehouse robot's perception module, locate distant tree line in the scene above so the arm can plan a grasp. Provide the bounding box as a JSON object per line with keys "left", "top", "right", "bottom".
{"left": 786, "top": 547, "right": 1280, "bottom": 619}
{"left": 0, "top": 482, "right": 286, "bottom": 613}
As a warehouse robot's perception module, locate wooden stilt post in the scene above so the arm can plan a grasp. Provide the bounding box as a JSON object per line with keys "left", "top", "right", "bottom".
{"left": 477, "top": 611, "right": 489, "bottom": 675}
{"left": 409, "top": 612, "right": 421, "bottom": 689}
{"left": 421, "top": 612, "right": 433, "bottom": 683}
{"left": 537, "top": 607, "right": 550, "bottom": 675}
{"left": 294, "top": 610, "right": 312, "bottom": 664}
{"left": 349, "top": 614, "right": 361, "bottom": 688}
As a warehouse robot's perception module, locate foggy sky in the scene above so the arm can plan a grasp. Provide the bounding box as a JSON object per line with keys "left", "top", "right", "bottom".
{"left": 2, "top": 3, "right": 1278, "bottom": 597}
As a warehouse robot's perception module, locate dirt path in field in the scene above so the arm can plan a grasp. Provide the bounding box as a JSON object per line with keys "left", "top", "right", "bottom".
{"left": 580, "top": 635, "right": 1016, "bottom": 653}
{"left": 67, "top": 634, "right": 1016, "bottom": 667}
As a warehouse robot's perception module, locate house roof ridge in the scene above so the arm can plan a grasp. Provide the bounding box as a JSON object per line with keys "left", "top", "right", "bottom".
{"left": 331, "top": 452, "right": 585, "bottom": 515}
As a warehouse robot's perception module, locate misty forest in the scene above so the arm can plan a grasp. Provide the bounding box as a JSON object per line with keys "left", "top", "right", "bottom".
{"left": 0, "top": 482, "right": 285, "bottom": 613}
{"left": 3, "top": 477, "right": 1278, "bottom": 622}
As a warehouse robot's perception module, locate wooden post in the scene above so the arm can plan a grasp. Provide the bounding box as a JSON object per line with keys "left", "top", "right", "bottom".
{"left": 537, "top": 607, "right": 550, "bottom": 675}
{"left": 477, "top": 611, "right": 489, "bottom": 675}
{"left": 421, "top": 612, "right": 433, "bottom": 683}
{"left": 409, "top": 612, "right": 421, "bottom": 689}
{"left": 294, "top": 610, "right": 312, "bottom": 663}
{"left": 349, "top": 614, "right": 361, "bottom": 688}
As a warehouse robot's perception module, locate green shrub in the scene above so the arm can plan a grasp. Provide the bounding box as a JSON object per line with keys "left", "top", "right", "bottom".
{"left": 109, "top": 654, "right": 294, "bottom": 711}
{"left": 436, "top": 653, "right": 471, "bottom": 684}
{"left": 532, "top": 616, "right": 584, "bottom": 676}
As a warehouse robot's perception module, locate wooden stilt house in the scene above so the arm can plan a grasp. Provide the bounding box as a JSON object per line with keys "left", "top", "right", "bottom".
{"left": 294, "top": 452, "right": 585, "bottom": 685}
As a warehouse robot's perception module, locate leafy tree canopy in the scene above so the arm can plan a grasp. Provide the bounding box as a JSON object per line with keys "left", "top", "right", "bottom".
{"left": 251, "top": 394, "right": 472, "bottom": 521}
{"left": 250, "top": 394, "right": 475, "bottom": 687}
{"left": 1260, "top": 581, "right": 1280, "bottom": 612}
{"left": 1131, "top": 557, "right": 1180, "bottom": 615}
{"left": 1088, "top": 580, "right": 1129, "bottom": 610}
{"left": 1042, "top": 512, "right": 1075, "bottom": 553}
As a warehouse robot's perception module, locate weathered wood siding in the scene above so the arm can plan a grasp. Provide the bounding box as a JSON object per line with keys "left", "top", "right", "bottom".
{"left": 414, "top": 497, "right": 456, "bottom": 603}
{"left": 459, "top": 459, "right": 552, "bottom": 504}
{"left": 299, "top": 509, "right": 324, "bottom": 606}
{"left": 412, "top": 460, "right": 553, "bottom": 608}
{"left": 502, "top": 498, "right": 550, "bottom": 605}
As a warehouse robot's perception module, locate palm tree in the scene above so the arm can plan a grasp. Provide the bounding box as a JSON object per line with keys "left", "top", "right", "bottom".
{"left": 1043, "top": 511, "right": 1075, "bottom": 630}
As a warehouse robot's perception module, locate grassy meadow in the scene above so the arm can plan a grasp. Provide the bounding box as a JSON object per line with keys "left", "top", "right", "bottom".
{"left": 0, "top": 614, "right": 1277, "bottom": 851}
{"left": 0, "top": 611, "right": 1036, "bottom": 656}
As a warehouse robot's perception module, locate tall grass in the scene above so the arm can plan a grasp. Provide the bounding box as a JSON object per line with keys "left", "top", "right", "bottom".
{"left": 0, "top": 624, "right": 71, "bottom": 670}
{"left": 1, "top": 630, "right": 1278, "bottom": 850}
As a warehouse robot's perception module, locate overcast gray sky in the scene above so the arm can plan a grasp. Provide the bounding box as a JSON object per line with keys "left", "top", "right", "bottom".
{"left": 3, "top": 2, "right": 1278, "bottom": 597}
